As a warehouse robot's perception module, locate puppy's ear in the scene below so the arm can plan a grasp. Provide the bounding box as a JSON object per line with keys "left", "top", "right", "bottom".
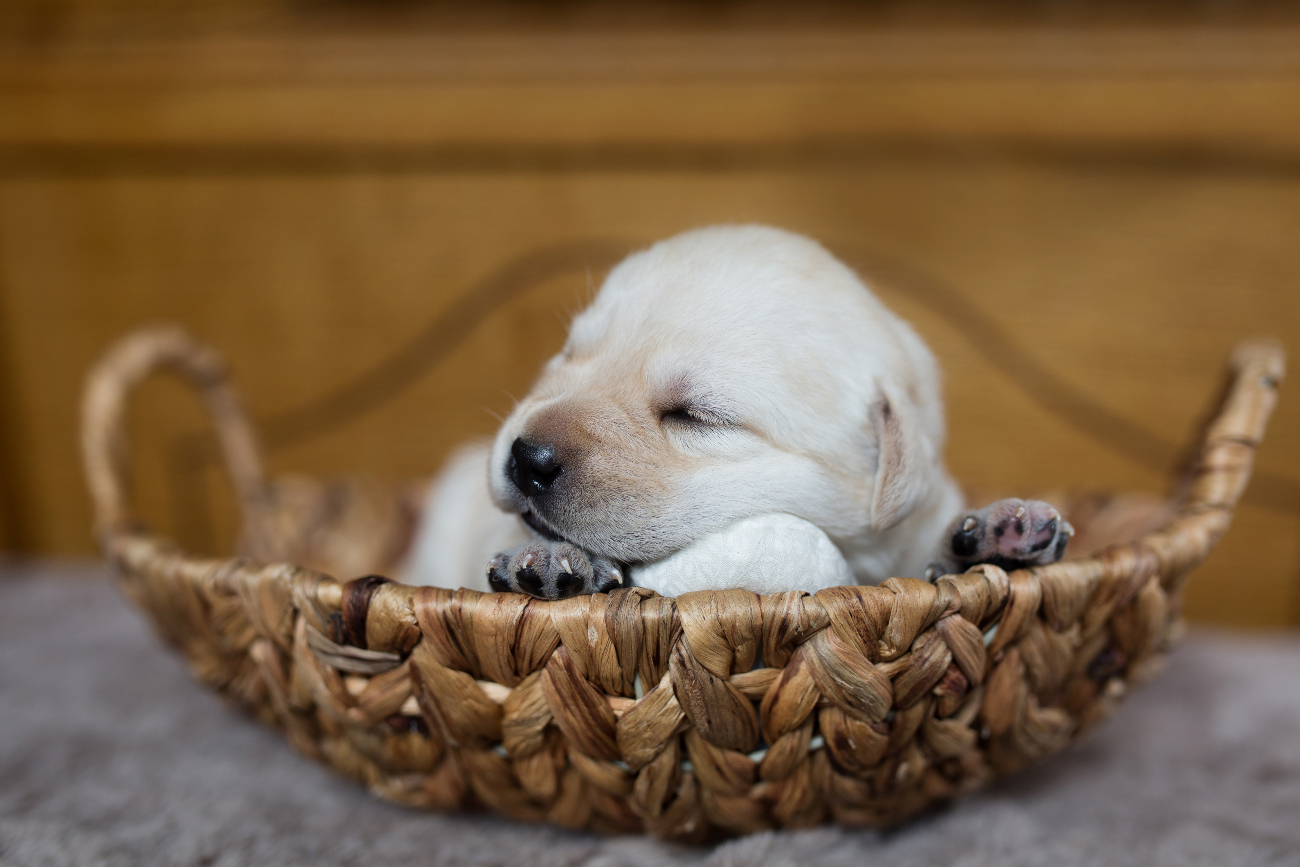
{"left": 869, "top": 388, "right": 935, "bottom": 530}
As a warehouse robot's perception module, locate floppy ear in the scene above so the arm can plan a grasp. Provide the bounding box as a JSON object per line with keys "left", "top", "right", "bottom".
{"left": 869, "top": 388, "right": 935, "bottom": 530}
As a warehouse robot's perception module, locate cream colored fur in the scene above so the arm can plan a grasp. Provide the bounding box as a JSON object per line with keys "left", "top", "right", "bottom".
{"left": 403, "top": 225, "right": 964, "bottom": 592}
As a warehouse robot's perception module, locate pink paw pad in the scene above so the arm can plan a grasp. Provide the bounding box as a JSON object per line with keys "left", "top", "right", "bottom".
{"left": 946, "top": 497, "right": 1075, "bottom": 571}
{"left": 989, "top": 500, "right": 1062, "bottom": 559}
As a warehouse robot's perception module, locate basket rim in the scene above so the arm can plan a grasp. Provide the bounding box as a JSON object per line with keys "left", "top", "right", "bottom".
{"left": 82, "top": 327, "right": 1285, "bottom": 603}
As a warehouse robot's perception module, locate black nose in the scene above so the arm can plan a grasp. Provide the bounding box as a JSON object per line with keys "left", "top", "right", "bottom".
{"left": 509, "top": 438, "right": 563, "bottom": 496}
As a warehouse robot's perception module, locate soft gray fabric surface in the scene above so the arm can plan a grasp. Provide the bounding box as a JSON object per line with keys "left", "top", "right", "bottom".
{"left": 2, "top": 563, "right": 1298, "bottom": 867}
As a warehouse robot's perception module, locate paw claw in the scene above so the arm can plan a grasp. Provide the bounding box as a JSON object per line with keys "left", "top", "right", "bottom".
{"left": 486, "top": 555, "right": 512, "bottom": 592}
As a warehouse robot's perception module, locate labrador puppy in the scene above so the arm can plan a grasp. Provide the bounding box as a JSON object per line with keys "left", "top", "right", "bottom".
{"left": 402, "top": 226, "right": 1069, "bottom": 597}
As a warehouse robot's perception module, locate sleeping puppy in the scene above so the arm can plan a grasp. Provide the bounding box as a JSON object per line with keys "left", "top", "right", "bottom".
{"left": 402, "top": 225, "right": 1070, "bottom": 598}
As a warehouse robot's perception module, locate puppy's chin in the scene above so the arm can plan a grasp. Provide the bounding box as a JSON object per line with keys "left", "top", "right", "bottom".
{"left": 507, "top": 498, "right": 622, "bottom": 557}
{"left": 519, "top": 508, "right": 566, "bottom": 543}
{"left": 518, "top": 505, "right": 644, "bottom": 561}
{"left": 507, "top": 497, "right": 682, "bottom": 564}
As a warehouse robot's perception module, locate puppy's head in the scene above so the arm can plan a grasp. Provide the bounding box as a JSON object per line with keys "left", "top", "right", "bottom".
{"left": 489, "top": 225, "right": 947, "bottom": 562}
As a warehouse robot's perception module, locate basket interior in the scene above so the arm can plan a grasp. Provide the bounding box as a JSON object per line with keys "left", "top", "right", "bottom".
{"left": 243, "top": 477, "right": 1178, "bottom": 590}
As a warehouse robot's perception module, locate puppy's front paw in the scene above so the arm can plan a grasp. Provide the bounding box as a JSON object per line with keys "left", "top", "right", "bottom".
{"left": 486, "top": 540, "right": 624, "bottom": 599}
{"left": 929, "top": 498, "right": 1073, "bottom": 579}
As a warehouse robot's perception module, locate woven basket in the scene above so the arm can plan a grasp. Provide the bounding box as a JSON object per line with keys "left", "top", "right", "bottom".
{"left": 81, "top": 326, "right": 1284, "bottom": 840}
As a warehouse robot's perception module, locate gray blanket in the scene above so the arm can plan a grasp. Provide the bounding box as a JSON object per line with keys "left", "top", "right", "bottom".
{"left": 2, "top": 563, "right": 1298, "bottom": 867}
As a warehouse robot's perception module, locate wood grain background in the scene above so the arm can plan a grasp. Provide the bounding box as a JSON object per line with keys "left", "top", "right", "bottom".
{"left": 1, "top": 1, "right": 1297, "bottom": 626}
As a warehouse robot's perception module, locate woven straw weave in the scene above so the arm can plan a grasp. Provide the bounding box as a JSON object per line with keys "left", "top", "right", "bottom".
{"left": 81, "top": 327, "right": 1284, "bottom": 840}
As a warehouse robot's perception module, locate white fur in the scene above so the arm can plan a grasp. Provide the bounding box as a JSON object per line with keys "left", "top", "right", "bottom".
{"left": 632, "top": 514, "right": 855, "bottom": 597}
{"left": 402, "top": 225, "right": 964, "bottom": 594}
{"left": 402, "top": 443, "right": 526, "bottom": 590}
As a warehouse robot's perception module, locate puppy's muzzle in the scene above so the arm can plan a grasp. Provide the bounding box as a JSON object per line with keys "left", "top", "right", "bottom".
{"left": 509, "top": 437, "right": 563, "bottom": 497}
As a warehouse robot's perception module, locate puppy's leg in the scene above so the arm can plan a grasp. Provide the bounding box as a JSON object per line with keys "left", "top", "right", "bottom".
{"left": 401, "top": 442, "right": 529, "bottom": 592}
{"left": 926, "top": 498, "right": 1074, "bottom": 580}
{"left": 488, "top": 539, "right": 624, "bottom": 599}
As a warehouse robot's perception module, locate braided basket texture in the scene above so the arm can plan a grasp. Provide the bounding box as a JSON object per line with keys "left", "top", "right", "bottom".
{"left": 81, "top": 327, "right": 1284, "bottom": 840}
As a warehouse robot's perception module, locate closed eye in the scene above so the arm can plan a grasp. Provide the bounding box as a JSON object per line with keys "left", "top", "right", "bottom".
{"left": 660, "top": 408, "right": 707, "bottom": 426}
{"left": 659, "top": 406, "right": 737, "bottom": 428}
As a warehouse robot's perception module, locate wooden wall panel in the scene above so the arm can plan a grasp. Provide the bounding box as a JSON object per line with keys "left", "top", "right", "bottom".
{"left": 1, "top": 5, "right": 1297, "bottom": 626}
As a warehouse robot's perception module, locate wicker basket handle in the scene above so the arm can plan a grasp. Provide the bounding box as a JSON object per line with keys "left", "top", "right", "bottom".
{"left": 81, "top": 324, "right": 268, "bottom": 540}
{"left": 1181, "top": 337, "right": 1286, "bottom": 512}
